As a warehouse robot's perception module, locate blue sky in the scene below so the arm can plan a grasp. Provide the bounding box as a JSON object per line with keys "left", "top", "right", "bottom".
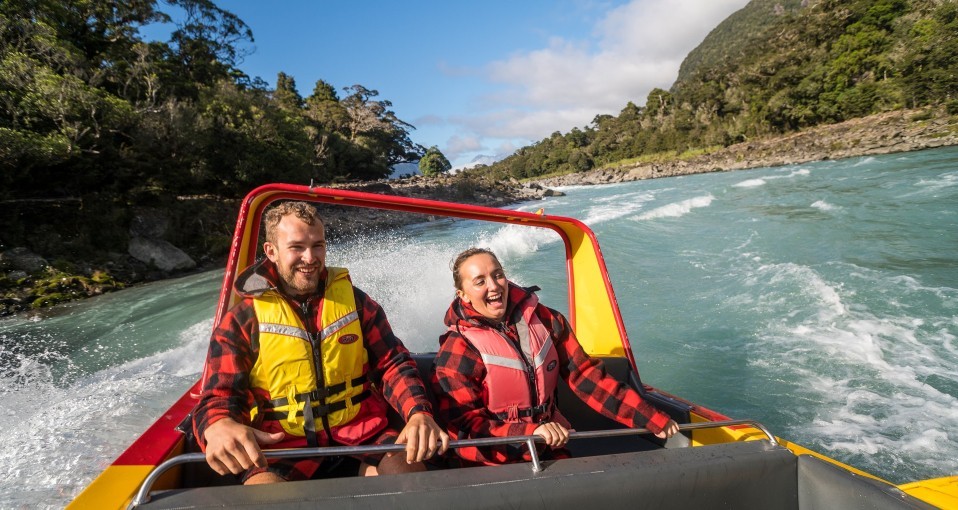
{"left": 147, "top": 0, "right": 750, "bottom": 169}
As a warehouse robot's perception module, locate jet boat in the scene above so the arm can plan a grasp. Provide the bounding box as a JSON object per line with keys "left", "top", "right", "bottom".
{"left": 67, "top": 183, "right": 958, "bottom": 509}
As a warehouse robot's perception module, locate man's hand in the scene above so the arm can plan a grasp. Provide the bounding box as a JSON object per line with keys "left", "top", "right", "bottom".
{"left": 654, "top": 418, "right": 681, "bottom": 440}
{"left": 533, "top": 421, "right": 570, "bottom": 447}
{"left": 395, "top": 412, "right": 449, "bottom": 464}
{"left": 203, "top": 418, "right": 285, "bottom": 475}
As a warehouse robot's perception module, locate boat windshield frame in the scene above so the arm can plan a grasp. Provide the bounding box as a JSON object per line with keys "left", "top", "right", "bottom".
{"left": 212, "top": 183, "right": 637, "bottom": 366}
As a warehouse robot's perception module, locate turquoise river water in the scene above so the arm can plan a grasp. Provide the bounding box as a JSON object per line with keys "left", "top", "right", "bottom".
{"left": 2, "top": 146, "right": 957, "bottom": 509}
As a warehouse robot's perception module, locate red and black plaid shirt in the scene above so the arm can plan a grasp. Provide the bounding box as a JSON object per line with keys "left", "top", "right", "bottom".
{"left": 192, "top": 260, "right": 432, "bottom": 449}
{"left": 431, "top": 282, "right": 670, "bottom": 465}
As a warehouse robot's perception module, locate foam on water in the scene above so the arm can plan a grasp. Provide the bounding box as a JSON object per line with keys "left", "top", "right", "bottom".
{"left": 733, "top": 178, "right": 767, "bottom": 188}
{"left": 911, "top": 171, "right": 958, "bottom": 195}
{"left": 582, "top": 191, "right": 656, "bottom": 224}
{"left": 327, "top": 232, "right": 461, "bottom": 352}
{"left": 732, "top": 167, "right": 809, "bottom": 190}
{"left": 474, "top": 224, "right": 560, "bottom": 262}
{"left": 632, "top": 194, "right": 714, "bottom": 221}
{"left": 741, "top": 259, "right": 958, "bottom": 483}
{"left": 0, "top": 319, "right": 209, "bottom": 509}
{"left": 810, "top": 200, "right": 837, "bottom": 211}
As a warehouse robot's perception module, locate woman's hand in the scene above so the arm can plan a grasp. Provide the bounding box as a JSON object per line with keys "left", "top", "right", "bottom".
{"left": 654, "top": 418, "right": 680, "bottom": 440}
{"left": 533, "top": 421, "right": 570, "bottom": 447}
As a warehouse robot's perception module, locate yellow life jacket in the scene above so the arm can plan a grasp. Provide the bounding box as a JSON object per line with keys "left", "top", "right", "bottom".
{"left": 250, "top": 267, "right": 369, "bottom": 438}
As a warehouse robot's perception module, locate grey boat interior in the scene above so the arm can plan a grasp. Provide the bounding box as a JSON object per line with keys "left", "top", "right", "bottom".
{"left": 134, "top": 355, "right": 935, "bottom": 510}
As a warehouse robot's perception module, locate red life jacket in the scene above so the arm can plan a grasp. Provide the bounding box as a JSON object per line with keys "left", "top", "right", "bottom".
{"left": 456, "top": 292, "right": 569, "bottom": 426}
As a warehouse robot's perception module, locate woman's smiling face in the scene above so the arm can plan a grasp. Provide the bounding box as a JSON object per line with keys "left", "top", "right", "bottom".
{"left": 456, "top": 252, "right": 508, "bottom": 322}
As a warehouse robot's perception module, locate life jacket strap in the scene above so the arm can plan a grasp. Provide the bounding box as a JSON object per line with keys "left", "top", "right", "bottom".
{"left": 261, "top": 389, "right": 371, "bottom": 422}
{"left": 264, "top": 374, "right": 367, "bottom": 409}
{"left": 303, "top": 392, "right": 318, "bottom": 447}
{"left": 492, "top": 401, "right": 552, "bottom": 422}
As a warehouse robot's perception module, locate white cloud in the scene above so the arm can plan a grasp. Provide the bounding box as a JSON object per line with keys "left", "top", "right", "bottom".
{"left": 445, "top": 134, "right": 483, "bottom": 156}
{"left": 442, "top": 0, "right": 749, "bottom": 166}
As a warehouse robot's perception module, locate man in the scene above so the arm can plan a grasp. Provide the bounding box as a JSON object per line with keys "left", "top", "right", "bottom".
{"left": 193, "top": 201, "right": 448, "bottom": 484}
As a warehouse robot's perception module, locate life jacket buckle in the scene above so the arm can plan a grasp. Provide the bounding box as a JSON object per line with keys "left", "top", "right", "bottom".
{"left": 507, "top": 404, "right": 520, "bottom": 422}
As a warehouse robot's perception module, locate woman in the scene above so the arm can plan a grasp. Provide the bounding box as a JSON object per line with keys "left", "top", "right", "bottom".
{"left": 432, "top": 247, "right": 679, "bottom": 466}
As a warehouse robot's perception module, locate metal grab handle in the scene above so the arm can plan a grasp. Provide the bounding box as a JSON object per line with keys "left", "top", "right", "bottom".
{"left": 130, "top": 419, "right": 775, "bottom": 508}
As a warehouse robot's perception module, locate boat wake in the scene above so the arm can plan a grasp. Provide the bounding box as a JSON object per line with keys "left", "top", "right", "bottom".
{"left": 0, "top": 320, "right": 209, "bottom": 509}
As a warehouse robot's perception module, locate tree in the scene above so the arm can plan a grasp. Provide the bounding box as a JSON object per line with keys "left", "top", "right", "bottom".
{"left": 273, "top": 72, "right": 303, "bottom": 110}
{"left": 166, "top": 0, "right": 253, "bottom": 96}
{"left": 193, "top": 80, "right": 312, "bottom": 195}
{"left": 419, "top": 146, "right": 451, "bottom": 176}
{"left": 305, "top": 79, "right": 349, "bottom": 131}
{"left": 339, "top": 84, "right": 424, "bottom": 179}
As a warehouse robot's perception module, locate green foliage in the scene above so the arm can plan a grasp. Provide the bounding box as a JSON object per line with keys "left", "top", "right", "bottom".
{"left": 274, "top": 72, "right": 304, "bottom": 110}
{"left": 0, "top": 0, "right": 429, "bottom": 272}
{"left": 419, "top": 146, "right": 452, "bottom": 176}
{"left": 483, "top": 0, "right": 958, "bottom": 182}
{"left": 0, "top": 0, "right": 425, "bottom": 198}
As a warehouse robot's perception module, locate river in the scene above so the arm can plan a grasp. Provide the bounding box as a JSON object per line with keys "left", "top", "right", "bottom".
{"left": 2, "top": 146, "right": 957, "bottom": 509}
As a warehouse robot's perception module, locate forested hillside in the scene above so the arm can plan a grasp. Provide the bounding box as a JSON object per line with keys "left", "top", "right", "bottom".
{"left": 0, "top": 1, "right": 423, "bottom": 196}
{"left": 476, "top": 0, "right": 958, "bottom": 181}
{"left": 0, "top": 0, "right": 426, "bottom": 262}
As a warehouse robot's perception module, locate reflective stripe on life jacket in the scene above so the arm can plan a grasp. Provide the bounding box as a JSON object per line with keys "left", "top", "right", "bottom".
{"left": 250, "top": 267, "right": 376, "bottom": 442}
{"left": 456, "top": 292, "right": 564, "bottom": 423}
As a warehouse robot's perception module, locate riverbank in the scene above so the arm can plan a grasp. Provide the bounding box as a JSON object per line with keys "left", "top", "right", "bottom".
{"left": 2, "top": 106, "right": 956, "bottom": 317}
{"left": 0, "top": 176, "right": 556, "bottom": 317}
{"left": 533, "top": 107, "right": 958, "bottom": 187}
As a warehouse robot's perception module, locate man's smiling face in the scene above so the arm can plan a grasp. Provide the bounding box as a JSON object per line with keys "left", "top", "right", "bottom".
{"left": 264, "top": 214, "right": 326, "bottom": 298}
{"left": 456, "top": 252, "right": 508, "bottom": 322}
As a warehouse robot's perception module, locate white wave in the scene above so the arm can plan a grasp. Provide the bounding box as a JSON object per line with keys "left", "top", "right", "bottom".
{"left": 734, "top": 168, "right": 808, "bottom": 190}
{"left": 811, "top": 200, "right": 837, "bottom": 211}
{"left": 591, "top": 189, "right": 662, "bottom": 204}
{"left": 0, "top": 319, "right": 209, "bottom": 509}
{"left": 760, "top": 262, "right": 847, "bottom": 318}
{"left": 632, "top": 194, "right": 714, "bottom": 221}
{"left": 852, "top": 156, "right": 877, "bottom": 167}
{"left": 914, "top": 171, "right": 958, "bottom": 193}
{"left": 513, "top": 198, "right": 571, "bottom": 212}
{"left": 745, "top": 259, "right": 958, "bottom": 482}
{"left": 332, "top": 236, "right": 461, "bottom": 352}
{"left": 733, "top": 178, "right": 766, "bottom": 188}
{"left": 476, "top": 223, "right": 561, "bottom": 262}
{"left": 768, "top": 168, "right": 811, "bottom": 180}
{"left": 584, "top": 191, "right": 656, "bottom": 224}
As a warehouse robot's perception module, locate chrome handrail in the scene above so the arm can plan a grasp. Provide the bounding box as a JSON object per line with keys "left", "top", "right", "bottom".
{"left": 129, "top": 419, "right": 775, "bottom": 508}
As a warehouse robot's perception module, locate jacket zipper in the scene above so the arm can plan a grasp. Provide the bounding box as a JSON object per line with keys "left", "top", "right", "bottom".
{"left": 298, "top": 296, "right": 333, "bottom": 438}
